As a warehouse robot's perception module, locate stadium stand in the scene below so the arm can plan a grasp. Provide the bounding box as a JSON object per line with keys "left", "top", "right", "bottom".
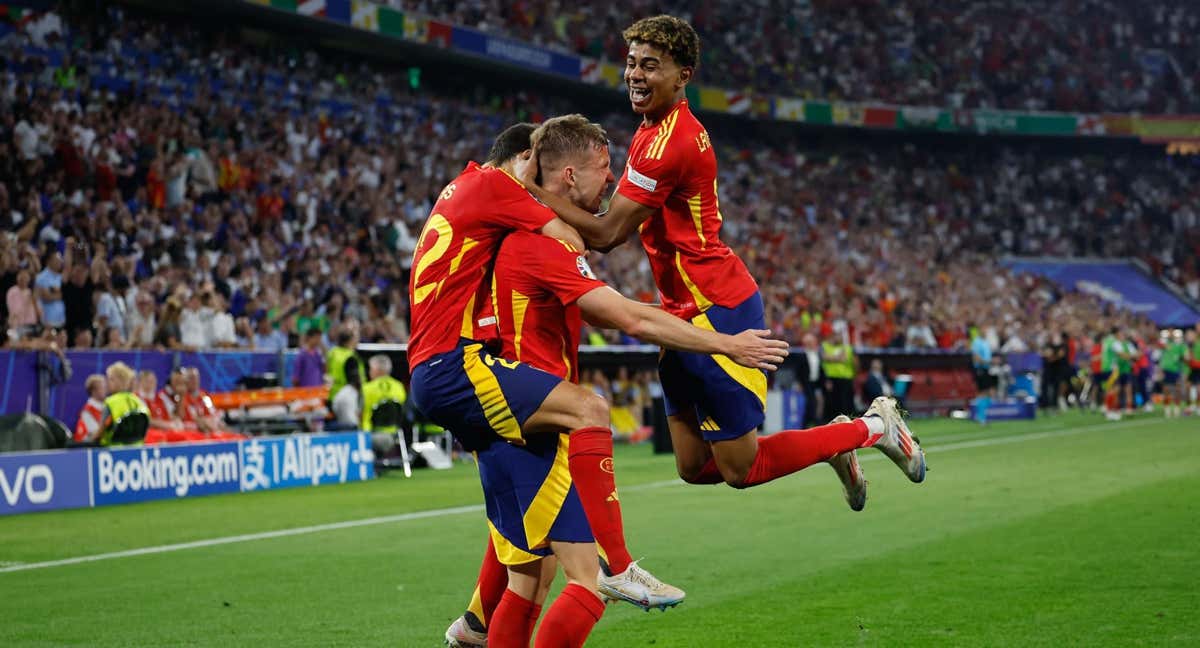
{"left": 0, "top": 3, "right": 1197, "bottom": 425}
{"left": 389, "top": 0, "right": 1200, "bottom": 113}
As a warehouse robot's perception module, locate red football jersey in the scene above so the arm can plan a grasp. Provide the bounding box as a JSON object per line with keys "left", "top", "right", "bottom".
{"left": 408, "top": 162, "right": 558, "bottom": 368}
{"left": 616, "top": 99, "right": 758, "bottom": 320}
{"left": 492, "top": 232, "right": 607, "bottom": 383}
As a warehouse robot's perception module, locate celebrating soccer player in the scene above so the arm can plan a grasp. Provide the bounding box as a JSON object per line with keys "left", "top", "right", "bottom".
{"left": 521, "top": 15, "right": 926, "bottom": 505}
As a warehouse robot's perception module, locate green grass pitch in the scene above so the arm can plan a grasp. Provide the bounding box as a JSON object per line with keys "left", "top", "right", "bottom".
{"left": 1, "top": 412, "right": 1198, "bottom": 646}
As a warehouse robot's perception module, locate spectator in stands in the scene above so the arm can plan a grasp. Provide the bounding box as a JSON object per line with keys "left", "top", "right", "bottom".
{"left": 5, "top": 268, "right": 39, "bottom": 339}
{"left": 126, "top": 290, "right": 157, "bottom": 348}
{"left": 293, "top": 328, "right": 326, "bottom": 388}
{"left": 360, "top": 354, "right": 406, "bottom": 453}
{"left": 73, "top": 373, "right": 106, "bottom": 443}
{"left": 95, "top": 274, "right": 130, "bottom": 339}
{"left": 61, "top": 258, "right": 94, "bottom": 344}
{"left": 863, "top": 359, "right": 893, "bottom": 404}
{"left": 326, "top": 326, "right": 364, "bottom": 404}
{"left": 248, "top": 315, "right": 288, "bottom": 353}
{"left": 97, "top": 361, "right": 149, "bottom": 446}
{"left": 795, "top": 332, "right": 825, "bottom": 426}
{"left": 34, "top": 249, "right": 65, "bottom": 330}
{"left": 155, "top": 297, "right": 188, "bottom": 350}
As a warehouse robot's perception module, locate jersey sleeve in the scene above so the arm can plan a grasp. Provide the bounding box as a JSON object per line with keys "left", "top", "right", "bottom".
{"left": 485, "top": 174, "right": 558, "bottom": 232}
{"left": 616, "top": 140, "right": 683, "bottom": 210}
{"left": 532, "top": 240, "right": 604, "bottom": 306}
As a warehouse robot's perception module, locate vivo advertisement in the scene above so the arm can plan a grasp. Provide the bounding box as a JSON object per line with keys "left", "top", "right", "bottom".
{"left": 0, "top": 432, "right": 375, "bottom": 516}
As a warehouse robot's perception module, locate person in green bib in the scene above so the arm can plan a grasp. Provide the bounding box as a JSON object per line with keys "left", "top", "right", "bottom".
{"left": 326, "top": 326, "right": 364, "bottom": 405}
{"left": 822, "top": 337, "right": 857, "bottom": 417}
{"left": 1100, "top": 327, "right": 1123, "bottom": 420}
{"left": 361, "top": 355, "right": 407, "bottom": 432}
{"left": 100, "top": 362, "right": 150, "bottom": 446}
{"left": 1160, "top": 329, "right": 1188, "bottom": 419}
{"left": 1187, "top": 327, "right": 1200, "bottom": 413}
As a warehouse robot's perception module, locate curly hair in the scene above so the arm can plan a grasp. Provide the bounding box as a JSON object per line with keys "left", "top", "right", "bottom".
{"left": 622, "top": 15, "right": 700, "bottom": 70}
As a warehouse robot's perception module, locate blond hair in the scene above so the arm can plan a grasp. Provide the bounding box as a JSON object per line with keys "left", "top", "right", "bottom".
{"left": 531, "top": 114, "right": 608, "bottom": 171}
{"left": 105, "top": 362, "right": 135, "bottom": 392}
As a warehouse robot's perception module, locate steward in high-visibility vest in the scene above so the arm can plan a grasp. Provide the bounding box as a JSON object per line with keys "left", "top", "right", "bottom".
{"left": 326, "top": 328, "right": 364, "bottom": 403}
{"left": 822, "top": 339, "right": 857, "bottom": 417}
{"left": 821, "top": 340, "right": 855, "bottom": 380}
{"left": 100, "top": 362, "right": 150, "bottom": 446}
{"left": 362, "top": 355, "right": 408, "bottom": 432}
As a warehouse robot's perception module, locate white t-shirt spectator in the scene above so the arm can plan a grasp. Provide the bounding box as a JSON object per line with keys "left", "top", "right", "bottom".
{"left": 14, "top": 120, "right": 40, "bottom": 160}
{"left": 331, "top": 384, "right": 360, "bottom": 427}
{"left": 180, "top": 306, "right": 206, "bottom": 348}
{"left": 209, "top": 311, "right": 237, "bottom": 347}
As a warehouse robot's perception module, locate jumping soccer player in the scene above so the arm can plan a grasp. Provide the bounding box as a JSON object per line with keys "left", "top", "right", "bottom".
{"left": 441, "top": 117, "right": 787, "bottom": 648}
{"left": 455, "top": 114, "right": 790, "bottom": 648}
{"left": 521, "top": 15, "right": 924, "bottom": 503}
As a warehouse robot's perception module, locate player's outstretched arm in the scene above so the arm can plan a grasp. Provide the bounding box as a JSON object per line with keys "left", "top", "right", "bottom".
{"left": 577, "top": 286, "right": 789, "bottom": 370}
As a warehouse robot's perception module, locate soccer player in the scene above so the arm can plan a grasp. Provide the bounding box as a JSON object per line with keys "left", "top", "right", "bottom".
{"left": 414, "top": 123, "right": 785, "bottom": 645}
{"left": 455, "top": 114, "right": 796, "bottom": 648}
{"left": 446, "top": 115, "right": 795, "bottom": 648}
{"left": 520, "top": 16, "right": 924, "bottom": 500}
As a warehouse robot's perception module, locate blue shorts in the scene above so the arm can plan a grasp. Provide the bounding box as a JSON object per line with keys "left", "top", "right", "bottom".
{"left": 660, "top": 292, "right": 768, "bottom": 442}
{"left": 1163, "top": 370, "right": 1180, "bottom": 385}
{"left": 476, "top": 434, "right": 593, "bottom": 565}
{"left": 410, "top": 340, "right": 563, "bottom": 451}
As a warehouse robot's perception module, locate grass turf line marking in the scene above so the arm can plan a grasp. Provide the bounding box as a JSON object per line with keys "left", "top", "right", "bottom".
{"left": 0, "top": 417, "right": 1162, "bottom": 575}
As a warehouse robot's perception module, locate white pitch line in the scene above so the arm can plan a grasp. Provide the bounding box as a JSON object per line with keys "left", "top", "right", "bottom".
{"left": 0, "top": 417, "right": 1162, "bottom": 575}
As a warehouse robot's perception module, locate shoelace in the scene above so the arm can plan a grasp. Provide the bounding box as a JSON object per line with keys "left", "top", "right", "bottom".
{"left": 625, "top": 563, "right": 670, "bottom": 590}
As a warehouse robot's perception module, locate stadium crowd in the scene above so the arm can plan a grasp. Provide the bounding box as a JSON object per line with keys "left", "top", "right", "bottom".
{"left": 0, "top": 3, "right": 1197, "bottom": 388}
{"left": 391, "top": 0, "right": 1200, "bottom": 113}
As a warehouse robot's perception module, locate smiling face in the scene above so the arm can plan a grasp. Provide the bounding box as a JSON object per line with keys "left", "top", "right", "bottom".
{"left": 624, "top": 41, "right": 691, "bottom": 123}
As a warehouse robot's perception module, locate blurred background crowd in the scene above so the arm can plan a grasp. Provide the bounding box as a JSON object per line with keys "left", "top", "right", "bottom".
{"left": 392, "top": 0, "right": 1200, "bottom": 113}
{"left": 1, "top": 2, "right": 1197, "bottom": 373}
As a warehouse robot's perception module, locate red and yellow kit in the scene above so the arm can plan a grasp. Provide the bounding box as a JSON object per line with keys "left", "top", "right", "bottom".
{"left": 407, "top": 162, "right": 557, "bottom": 369}
{"left": 616, "top": 99, "right": 758, "bottom": 321}
{"left": 491, "top": 232, "right": 607, "bottom": 383}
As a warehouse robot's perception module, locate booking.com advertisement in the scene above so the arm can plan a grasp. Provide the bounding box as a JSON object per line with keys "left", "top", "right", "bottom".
{"left": 0, "top": 432, "right": 375, "bottom": 516}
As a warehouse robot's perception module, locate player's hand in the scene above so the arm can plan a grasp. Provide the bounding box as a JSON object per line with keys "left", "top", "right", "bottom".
{"left": 518, "top": 148, "right": 539, "bottom": 187}
{"left": 726, "top": 329, "right": 789, "bottom": 371}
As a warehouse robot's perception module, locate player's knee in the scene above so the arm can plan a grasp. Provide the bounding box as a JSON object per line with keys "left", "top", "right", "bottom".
{"left": 576, "top": 392, "right": 610, "bottom": 429}
{"left": 721, "top": 462, "right": 754, "bottom": 489}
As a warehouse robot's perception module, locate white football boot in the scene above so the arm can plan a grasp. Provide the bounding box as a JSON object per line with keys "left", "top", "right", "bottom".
{"left": 598, "top": 560, "right": 685, "bottom": 612}
{"left": 826, "top": 415, "right": 867, "bottom": 511}
{"left": 444, "top": 615, "right": 487, "bottom": 648}
{"left": 863, "top": 396, "right": 926, "bottom": 483}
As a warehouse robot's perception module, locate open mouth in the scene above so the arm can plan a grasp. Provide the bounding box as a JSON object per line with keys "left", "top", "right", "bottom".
{"left": 629, "top": 86, "right": 651, "bottom": 107}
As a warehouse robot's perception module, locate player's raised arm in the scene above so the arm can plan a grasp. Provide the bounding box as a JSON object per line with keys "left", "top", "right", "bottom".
{"left": 576, "top": 286, "right": 789, "bottom": 370}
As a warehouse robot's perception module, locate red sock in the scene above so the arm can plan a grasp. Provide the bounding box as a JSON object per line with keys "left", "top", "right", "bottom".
{"left": 737, "top": 420, "right": 869, "bottom": 489}
{"left": 683, "top": 457, "right": 724, "bottom": 484}
{"left": 470, "top": 535, "right": 508, "bottom": 628}
{"left": 490, "top": 589, "right": 537, "bottom": 648}
{"left": 526, "top": 602, "right": 543, "bottom": 640}
{"left": 567, "top": 427, "right": 633, "bottom": 575}
{"left": 533, "top": 584, "right": 605, "bottom": 648}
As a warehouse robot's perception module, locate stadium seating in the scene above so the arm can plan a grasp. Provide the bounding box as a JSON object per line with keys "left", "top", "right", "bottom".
{"left": 0, "top": 4, "right": 1192, "bottom": 389}
{"left": 388, "top": 0, "right": 1200, "bottom": 113}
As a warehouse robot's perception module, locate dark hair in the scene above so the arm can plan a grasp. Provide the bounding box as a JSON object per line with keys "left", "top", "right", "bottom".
{"left": 623, "top": 15, "right": 700, "bottom": 70}
{"left": 335, "top": 329, "right": 354, "bottom": 346}
{"left": 485, "top": 123, "right": 536, "bottom": 165}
